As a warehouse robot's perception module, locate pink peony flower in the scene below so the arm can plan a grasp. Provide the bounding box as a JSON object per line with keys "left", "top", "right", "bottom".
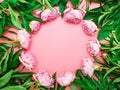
{"left": 30, "top": 21, "right": 41, "bottom": 33}
{"left": 87, "top": 40, "right": 100, "bottom": 56}
{"left": 81, "top": 57, "right": 94, "bottom": 77}
{"left": 19, "top": 51, "right": 36, "bottom": 70}
{"left": 57, "top": 72, "right": 75, "bottom": 86}
{"left": 17, "top": 29, "right": 31, "bottom": 49}
{"left": 33, "top": 69, "right": 54, "bottom": 88}
{"left": 64, "top": 8, "right": 84, "bottom": 24}
{"left": 82, "top": 20, "right": 98, "bottom": 35}
{"left": 39, "top": 8, "right": 59, "bottom": 21}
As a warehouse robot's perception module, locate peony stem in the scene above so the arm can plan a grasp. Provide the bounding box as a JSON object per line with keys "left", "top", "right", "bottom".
{"left": 44, "top": 0, "right": 55, "bottom": 12}
{"left": 86, "top": 0, "right": 89, "bottom": 11}
{"left": 42, "top": 0, "right": 45, "bottom": 10}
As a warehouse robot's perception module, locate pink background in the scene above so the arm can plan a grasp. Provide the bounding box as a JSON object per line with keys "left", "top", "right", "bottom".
{"left": 28, "top": 1, "right": 100, "bottom": 75}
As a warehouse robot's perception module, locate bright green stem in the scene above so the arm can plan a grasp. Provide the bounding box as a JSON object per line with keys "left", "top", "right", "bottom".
{"left": 110, "top": 46, "right": 120, "bottom": 51}
{"left": 44, "top": 0, "right": 55, "bottom": 12}
{"left": 42, "top": 0, "right": 45, "bottom": 10}
{"left": 0, "top": 5, "right": 6, "bottom": 14}
{"left": 86, "top": 0, "right": 89, "bottom": 11}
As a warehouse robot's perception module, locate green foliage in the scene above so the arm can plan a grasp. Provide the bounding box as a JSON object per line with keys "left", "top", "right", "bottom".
{"left": 0, "top": 43, "right": 34, "bottom": 90}
{"left": 74, "top": 69, "right": 120, "bottom": 90}
{"left": 0, "top": 86, "right": 27, "bottom": 90}
{"left": 8, "top": 5, "right": 22, "bottom": 29}
{"left": 59, "top": 0, "right": 67, "bottom": 17}
{"left": 0, "top": 70, "right": 13, "bottom": 88}
{"left": 70, "top": 0, "right": 82, "bottom": 8}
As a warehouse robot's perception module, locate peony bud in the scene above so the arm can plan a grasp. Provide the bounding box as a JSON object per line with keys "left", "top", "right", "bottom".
{"left": 30, "top": 21, "right": 41, "bottom": 33}
{"left": 81, "top": 57, "right": 94, "bottom": 77}
{"left": 19, "top": 51, "right": 36, "bottom": 70}
{"left": 16, "top": 29, "right": 31, "bottom": 49}
{"left": 87, "top": 39, "right": 100, "bottom": 56}
{"left": 33, "top": 69, "right": 54, "bottom": 88}
{"left": 82, "top": 20, "right": 98, "bottom": 35}
{"left": 57, "top": 72, "right": 75, "bottom": 86}
{"left": 64, "top": 8, "right": 84, "bottom": 24}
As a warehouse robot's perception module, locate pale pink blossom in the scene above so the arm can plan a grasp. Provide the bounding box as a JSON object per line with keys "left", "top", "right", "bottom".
{"left": 81, "top": 57, "right": 94, "bottom": 77}
{"left": 33, "top": 69, "right": 54, "bottom": 88}
{"left": 64, "top": 8, "right": 84, "bottom": 24}
{"left": 57, "top": 72, "right": 75, "bottom": 86}
{"left": 16, "top": 29, "right": 31, "bottom": 49}
{"left": 30, "top": 21, "right": 41, "bottom": 33}
{"left": 19, "top": 51, "right": 36, "bottom": 70}
{"left": 82, "top": 20, "right": 98, "bottom": 35}
{"left": 88, "top": 40, "right": 100, "bottom": 56}
{"left": 39, "top": 8, "right": 59, "bottom": 21}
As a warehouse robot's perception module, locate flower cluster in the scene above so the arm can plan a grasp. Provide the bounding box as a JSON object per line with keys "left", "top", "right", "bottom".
{"left": 19, "top": 51, "right": 36, "bottom": 70}
{"left": 82, "top": 20, "right": 98, "bottom": 35}
{"left": 57, "top": 72, "right": 75, "bottom": 86}
{"left": 64, "top": 8, "right": 84, "bottom": 24}
{"left": 30, "top": 21, "right": 41, "bottom": 33}
{"left": 33, "top": 69, "right": 54, "bottom": 88}
{"left": 36, "top": 8, "right": 59, "bottom": 22}
{"left": 81, "top": 57, "right": 95, "bottom": 77}
{"left": 16, "top": 29, "right": 31, "bottom": 49}
{"left": 87, "top": 39, "right": 100, "bottom": 56}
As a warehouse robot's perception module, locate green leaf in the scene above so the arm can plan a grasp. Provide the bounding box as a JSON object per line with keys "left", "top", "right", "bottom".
{"left": 12, "top": 72, "right": 33, "bottom": 78}
{"left": 1, "top": 52, "right": 9, "bottom": 73}
{"left": 97, "top": 24, "right": 112, "bottom": 40}
{"left": 0, "top": 14, "right": 6, "bottom": 36}
{"left": 0, "top": 36, "right": 12, "bottom": 41}
{"left": 113, "top": 78, "right": 120, "bottom": 83}
{"left": 9, "top": 6, "right": 22, "bottom": 29}
{"left": 18, "top": 0, "right": 28, "bottom": 3}
{"left": 57, "top": 84, "right": 66, "bottom": 90}
{"left": 93, "top": 56, "right": 103, "bottom": 64}
{"left": 24, "top": 5, "right": 42, "bottom": 13}
{"left": 22, "top": 79, "right": 34, "bottom": 88}
{"left": 8, "top": 45, "right": 14, "bottom": 68}
{"left": 59, "top": 4, "right": 66, "bottom": 17}
{"left": 70, "top": 84, "right": 78, "bottom": 90}
{"left": 70, "top": 0, "right": 82, "bottom": 7}
{"left": 104, "top": 66, "right": 119, "bottom": 78}
{"left": 4, "top": 30, "right": 17, "bottom": 35}
{"left": 111, "top": 54, "right": 120, "bottom": 62}
{"left": 74, "top": 78, "right": 91, "bottom": 89}
{"left": 10, "top": 49, "right": 22, "bottom": 69}
{"left": 0, "top": 86, "right": 26, "bottom": 90}
{"left": 49, "top": 0, "right": 60, "bottom": 6}
{"left": 59, "top": 0, "right": 67, "bottom": 17}
{"left": 0, "top": 70, "right": 13, "bottom": 88}
{"left": 76, "top": 69, "right": 85, "bottom": 80}
{"left": 25, "top": 13, "right": 43, "bottom": 22}
{"left": 98, "top": 12, "right": 110, "bottom": 25}
{"left": 8, "top": 0, "right": 18, "bottom": 5}
{"left": 20, "top": 12, "right": 31, "bottom": 32}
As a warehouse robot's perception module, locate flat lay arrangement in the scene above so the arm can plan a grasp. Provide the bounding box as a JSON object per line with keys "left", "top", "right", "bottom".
{"left": 0, "top": 0, "right": 120, "bottom": 90}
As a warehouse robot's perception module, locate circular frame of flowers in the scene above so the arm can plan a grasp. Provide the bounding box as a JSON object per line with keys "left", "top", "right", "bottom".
{"left": 18, "top": 7, "right": 100, "bottom": 89}
{"left": 1, "top": 0, "right": 119, "bottom": 90}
